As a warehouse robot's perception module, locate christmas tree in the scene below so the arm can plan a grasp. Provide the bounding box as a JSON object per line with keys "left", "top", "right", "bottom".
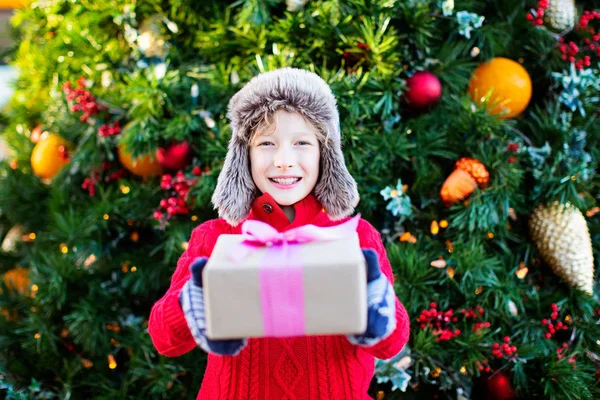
{"left": 1, "top": 0, "right": 599, "bottom": 398}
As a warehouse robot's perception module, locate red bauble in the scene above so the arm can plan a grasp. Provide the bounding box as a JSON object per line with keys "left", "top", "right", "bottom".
{"left": 156, "top": 141, "right": 192, "bottom": 171}
{"left": 404, "top": 71, "right": 442, "bottom": 109}
{"left": 485, "top": 372, "right": 516, "bottom": 400}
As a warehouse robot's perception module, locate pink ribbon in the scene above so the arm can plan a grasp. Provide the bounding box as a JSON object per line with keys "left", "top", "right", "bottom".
{"left": 230, "top": 214, "right": 361, "bottom": 337}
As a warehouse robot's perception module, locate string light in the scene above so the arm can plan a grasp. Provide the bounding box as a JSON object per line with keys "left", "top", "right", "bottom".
{"left": 430, "top": 258, "right": 446, "bottom": 268}
{"left": 29, "top": 233, "right": 36, "bottom": 240}
{"left": 445, "top": 240, "right": 454, "bottom": 253}
{"left": 83, "top": 254, "right": 97, "bottom": 267}
{"left": 460, "top": 366, "right": 467, "bottom": 374}
{"left": 439, "top": 220, "right": 448, "bottom": 228}
{"left": 106, "top": 324, "right": 121, "bottom": 333}
{"left": 470, "top": 47, "right": 480, "bottom": 57}
{"left": 475, "top": 286, "right": 483, "bottom": 295}
{"left": 487, "top": 232, "right": 494, "bottom": 239}
{"left": 431, "top": 220, "right": 439, "bottom": 235}
{"left": 31, "top": 284, "right": 39, "bottom": 292}
{"left": 60, "top": 243, "right": 69, "bottom": 254}
{"left": 108, "top": 354, "right": 117, "bottom": 369}
{"left": 60, "top": 329, "right": 69, "bottom": 338}
{"left": 181, "top": 242, "right": 189, "bottom": 250}
{"left": 447, "top": 267, "right": 456, "bottom": 279}
{"left": 516, "top": 261, "right": 528, "bottom": 279}
{"left": 430, "top": 367, "right": 441, "bottom": 378}
{"left": 120, "top": 185, "right": 130, "bottom": 194}
{"left": 131, "top": 266, "right": 137, "bottom": 272}
{"left": 565, "top": 315, "right": 572, "bottom": 324}
{"left": 121, "top": 264, "right": 129, "bottom": 273}
{"left": 34, "top": 333, "right": 40, "bottom": 339}
{"left": 390, "top": 189, "right": 399, "bottom": 198}
{"left": 191, "top": 215, "right": 198, "bottom": 221}
{"left": 130, "top": 232, "right": 139, "bottom": 242}
{"left": 81, "top": 359, "right": 93, "bottom": 368}
{"left": 399, "top": 232, "right": 417, "bottom": 243}
{"left": 103, "top": 214, "right": 109, "bottom": 220}
{"left": 110, "top": 338, "right": 121, "bottom": 347}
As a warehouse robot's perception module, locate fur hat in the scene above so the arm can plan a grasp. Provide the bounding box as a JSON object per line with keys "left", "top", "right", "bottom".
{"left": 211, "top": 67, "right": 359, "bottom": 226}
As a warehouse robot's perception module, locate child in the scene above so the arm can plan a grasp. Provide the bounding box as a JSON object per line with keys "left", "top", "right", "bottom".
{"left": 149, "top": 68, "right": 410, "bottom": 399}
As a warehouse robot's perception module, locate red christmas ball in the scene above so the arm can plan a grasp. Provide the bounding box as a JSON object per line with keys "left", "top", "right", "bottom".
{"left": 404, "top": 71, "right": 442, "bottom": 109}
{"left": 156, "top": 141, "right": 192, "bottom": 171}
{"left": 486, "top": 372, "right": 516, "bottom": 400}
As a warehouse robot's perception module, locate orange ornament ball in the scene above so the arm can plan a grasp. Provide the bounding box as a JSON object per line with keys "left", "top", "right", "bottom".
{"left": 3, "top": 267, "right": 30, "bottom": 296}
{"left": 30, "top": 134, "right": 70, "bottom": 179}
{"left": 117, "top": 145, "right": 163, "bottom": 178}
{"left": 468, "top": 57, "right": 532, "bottom": 119}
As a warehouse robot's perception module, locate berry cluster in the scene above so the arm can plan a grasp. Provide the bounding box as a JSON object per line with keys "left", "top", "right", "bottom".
{"left": 417, "top": 303, "right": 460, "bottom": 342}
{"left": 62, "top": 77, "right": 104, "bottom": 122}
{"left": 555, "top": 342, "right": 576, "bottom": 366}
{"left": 461, "top": 306, "right": 491, "bottom": 333}
{"left": 541, "top": 303, "right": 569, "bottom": 339}
{"left": 525, "top": 0, "right": 548, "bottom": 27}
{"left": 98, "top": 121, "right": 121, "bottom": 137}
{"left": 557, "top": 39, "right": 593, "bottom": 69}
{"left": 557, "top": 11, "right": 600, "bottom": 70}
{"left": 154, "top": 171, "right": 198, "bottom": 221}
{"left": 492, "top": 336, "right": 519, "bottom": 359}
{"left": 417, "top": 304, "right": 492, "bottom": 342}
{"left": 476, "top": 360, "right": 492, "bottom": 373}
{"left": 506, "top": 142, "right": 519, "bottom": 164}
{"left": 81, "top": 162, "right": 127, "bottom": 197}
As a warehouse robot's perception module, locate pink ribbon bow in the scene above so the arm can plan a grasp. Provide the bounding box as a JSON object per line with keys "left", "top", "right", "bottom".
{"left": 229, "top": 214, "right": 361, "bottom": 337}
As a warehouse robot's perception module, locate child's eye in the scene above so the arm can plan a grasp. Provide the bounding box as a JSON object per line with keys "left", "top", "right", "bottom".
{"left": 298, "top": 141, "right": 311, "bottom": 146}
{"left": 258, "top": 141, "right": 273, "bottom": 146}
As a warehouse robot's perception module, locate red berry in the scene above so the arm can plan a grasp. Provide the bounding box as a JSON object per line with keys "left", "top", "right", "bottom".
{"left": 504, "top": 336, "right": 511, "bottom": 343}
{"left": 430, "top": 302, "right": 437, "bottom": 309}
{"left": 526, "top": 13, "right": 534, "bottom": 21}
{"left": 542, "top": 319, "right": 548, "bottom": 325}
{"left": 493, "top": 343, "right": 499, "bottom": 349}
{"left": 485, "top": 367, "right": 491, "bottom": 373}
{"left": 153, "top": 211, "right": 163, "bottom": 220}
{"left": 545, "top": 333, "right": 552, "bottom": 339}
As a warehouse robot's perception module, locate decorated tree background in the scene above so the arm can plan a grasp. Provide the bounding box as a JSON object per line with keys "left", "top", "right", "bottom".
{"left": 1, "top": 0, "right": 599, "bottom": 399}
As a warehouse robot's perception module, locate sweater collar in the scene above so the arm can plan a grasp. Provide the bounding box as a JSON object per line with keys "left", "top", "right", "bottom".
{"left": 248, "top": 192, "right": 325, "bottom": 232}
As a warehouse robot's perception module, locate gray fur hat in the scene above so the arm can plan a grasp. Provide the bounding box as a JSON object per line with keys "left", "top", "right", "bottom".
{"left": 211, "top": 67, "right": 359, "bottom": 226}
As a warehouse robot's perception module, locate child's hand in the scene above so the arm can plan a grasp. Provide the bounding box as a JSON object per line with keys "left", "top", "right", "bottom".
{"left": 346, "top": 249, "right": 397, "bottom": 347}
{"left": 179, "top": 257, "right": 248, "bottom": 356}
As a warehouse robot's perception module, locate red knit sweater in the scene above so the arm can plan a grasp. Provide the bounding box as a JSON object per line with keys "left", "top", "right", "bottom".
{"left": 149, "top": 193, "right": 410, "bottom": 399}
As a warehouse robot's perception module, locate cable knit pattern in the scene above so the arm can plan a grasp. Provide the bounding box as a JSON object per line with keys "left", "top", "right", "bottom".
{"left": 148, "top": 193, "right": 410, "bottom": 399}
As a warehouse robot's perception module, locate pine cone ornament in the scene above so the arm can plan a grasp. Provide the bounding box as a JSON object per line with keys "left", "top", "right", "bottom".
{"left": 286, "top": 0, "right": 309, "bottom": 12}
{"left": 440, "top": 157, "right": 489, "bottom": 206}
{"left": 545, "top": 0, "right": 577, "bottom": 31}
{"left": 529, "top": 202, "right": 594, "bottom": 295}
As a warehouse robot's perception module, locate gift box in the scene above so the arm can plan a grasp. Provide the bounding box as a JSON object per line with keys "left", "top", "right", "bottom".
{"left": 203, "top": 216, "right": 367, "bottom": 340}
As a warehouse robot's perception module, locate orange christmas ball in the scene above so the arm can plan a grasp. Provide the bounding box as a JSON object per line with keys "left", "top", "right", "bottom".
{"left": 3, "top": 267, "right": 30, "bottom": 296}
{"left": 441, "top": 157, "right": 489, "bottom": 206}
{"left": 30, "top": 134, "right": 70, "bottom": 179}
{"left": 117, "top": 145, "right": 162, "bottom": 178}
{"left": 468, "top": 57, "right": 532, "bottom": 119}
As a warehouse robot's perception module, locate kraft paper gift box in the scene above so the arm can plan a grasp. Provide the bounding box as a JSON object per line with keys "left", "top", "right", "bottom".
{"left": 203, "top": 216, "right": 367, "bottom": 340}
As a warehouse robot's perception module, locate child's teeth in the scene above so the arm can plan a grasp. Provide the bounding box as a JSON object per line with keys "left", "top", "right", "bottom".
{"left": 272, "top": 178, "right": 299, "bottom": 185}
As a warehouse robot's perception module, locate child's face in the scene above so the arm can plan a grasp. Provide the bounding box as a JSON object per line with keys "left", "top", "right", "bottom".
{"left": 250, "top": 110, "right": 321, "bottom": 207}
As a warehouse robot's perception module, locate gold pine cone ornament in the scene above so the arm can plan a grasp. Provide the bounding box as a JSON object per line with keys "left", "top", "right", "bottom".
{"left": 545, "top": 0, "right": 577, "bottom": 31}
{"left": 529, "top": 202, "right": 594, "bottom": 295}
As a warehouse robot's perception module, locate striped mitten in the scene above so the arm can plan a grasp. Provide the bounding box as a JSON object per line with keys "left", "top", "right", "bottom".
{"left": 179, "top": 257, "right": 248, "bottom": 356}
{"left": 346, "top": 249, "right": 397, "bottom": 347}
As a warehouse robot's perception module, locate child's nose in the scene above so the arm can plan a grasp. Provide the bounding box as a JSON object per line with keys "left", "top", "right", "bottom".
{"left": 273, "top": 146, "right": 295, "bottom": 169}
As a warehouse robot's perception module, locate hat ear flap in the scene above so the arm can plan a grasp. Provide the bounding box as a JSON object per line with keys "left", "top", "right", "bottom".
{"left": 211, "top": 137, "right": 257, "bottom": 226}
{"left": 314, "top": 144, "right": 359, "bottom": 220}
